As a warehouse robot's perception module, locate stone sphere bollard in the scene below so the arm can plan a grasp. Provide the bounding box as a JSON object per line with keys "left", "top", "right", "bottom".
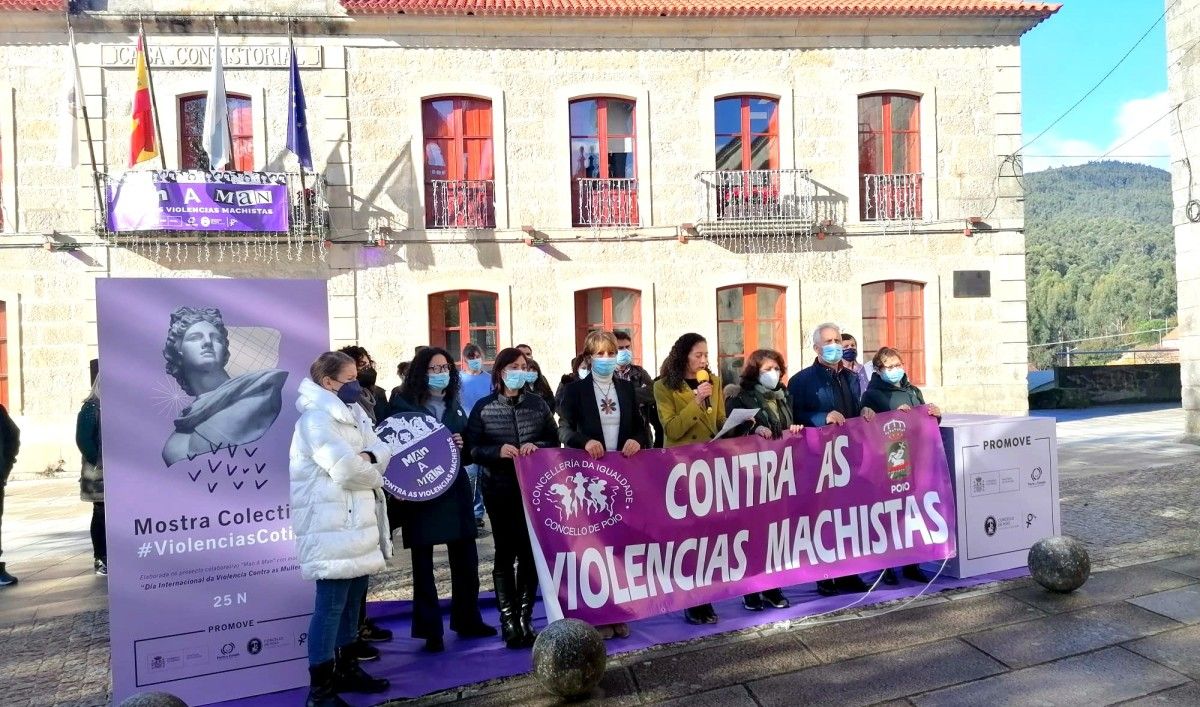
{"left": 118, "top": 693, "right": 188, "bottom": 707}
{"left": 1029, "top": 536, "right": 1091, "bottom": 593}
{"left": 532, "top": 618, "right": 607, "bottom": 698}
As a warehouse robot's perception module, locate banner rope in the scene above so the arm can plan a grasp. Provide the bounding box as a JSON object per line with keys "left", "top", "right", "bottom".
{"left": 777, "top": 557, "right": 951, "bottom": 631}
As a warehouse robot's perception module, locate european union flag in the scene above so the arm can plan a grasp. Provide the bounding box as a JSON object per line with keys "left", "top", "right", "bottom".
{"left": 286, "top": 42, "right": 312, "bottom": 171}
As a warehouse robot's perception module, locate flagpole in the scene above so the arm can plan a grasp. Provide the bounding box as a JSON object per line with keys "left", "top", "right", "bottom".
{"left": 139, "top": 19, "right": 167, "bottom": 170}
{"left": 67, "top": 21, "right": 103, "bottom": 215}
{"left": 289, "top": 22, "right": 310, "bottom": 231}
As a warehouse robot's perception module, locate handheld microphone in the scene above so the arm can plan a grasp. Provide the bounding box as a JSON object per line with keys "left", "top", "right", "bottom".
{"left": 695, "top": 369, "right": 713, "bottom": 413}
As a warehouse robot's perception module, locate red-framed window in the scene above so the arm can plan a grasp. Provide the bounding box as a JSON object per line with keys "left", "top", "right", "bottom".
{"left": 429, "top": 290, "right": 500, "bottom": 364}
{"left": 422, "top": 97, "right": 494, "bottom": 228}
{"left": 858, "top": 93, "right": 921, "bottom": 219}
{"left": 569, "top": 97, "right": 637, "bottom": 226}
{"left": 716, "top": 284, "right": 786, "bottom": 384}
{"left": 714, "top": 95, "right": 779, "bottom": 172}
{"left": 0, "top": 300, "right": 8, "bottom": 407}
{"left": 180, "top": 94, "right": 254, "bottom": 171}
{"left": 862, "top": 280, "right": 925, "bottom": 385}
{"left": 574, "top": 288, "right": 642, "bottom": 363}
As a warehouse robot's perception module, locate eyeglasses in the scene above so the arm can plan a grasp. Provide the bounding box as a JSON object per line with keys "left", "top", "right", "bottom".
{"left": 879, "top": 363, "right": 904, "bottom": 371}
{"left": 427, "top": 364, "right": 452, "bottom": 374}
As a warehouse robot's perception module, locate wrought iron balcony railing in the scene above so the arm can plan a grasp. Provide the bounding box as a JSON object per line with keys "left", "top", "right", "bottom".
{"left": 694, "top": 169, "right": 816, "bottom": 236}
{"left": 573, "top": 177, "right": 639, "bottom": 228}
{"left": 96, "top": 170, "right": 329, "bottom": 240}
{"left": 861, "top": 173, "right": 923, "bottom": 221}
{"left": 427, "top": 179, "right": 496, "bottom": 230}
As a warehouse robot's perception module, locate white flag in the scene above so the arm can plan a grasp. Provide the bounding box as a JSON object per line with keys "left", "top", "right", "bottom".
{"left": 56, "top": 69, "right": 78, "bottom": 169}
{"left": 202, "top": 29, "right": 230, "bottom": 171}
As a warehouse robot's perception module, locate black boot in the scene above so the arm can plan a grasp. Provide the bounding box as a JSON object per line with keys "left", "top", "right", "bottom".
{"left": 902, "top": 564, "right": 929, "bottom": 583}
{"left": 881, "top": 568, "right": 899, "bottom": 585}
{"left": 494, "top": 570, "right": 523, "bottom": 649}
{"left": 816, "top": 579, "right": 839, "bottom": 596}
{"left": 742, "top": 593, "right": 764, "bottom": 611}
{"left": 333, "top": 646, "right": 389, "bottom": 694}
{"left": 306, "top": 661, "right": 350, "bottom": 707}
{"left": 834, "top": 574, "right": 868, "bottom": 593}
{"left": 517, "top": 566, "right": 540, "bottom": 647}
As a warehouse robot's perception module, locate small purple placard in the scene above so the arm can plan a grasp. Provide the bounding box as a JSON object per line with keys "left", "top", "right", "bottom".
{"left": 375, "top": 412, "right": 461, "bottom": 501}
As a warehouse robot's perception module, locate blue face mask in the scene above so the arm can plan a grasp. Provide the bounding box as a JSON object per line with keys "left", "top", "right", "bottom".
{"left": 820, "top": 343, "right": 843, "bottom": 364}
{"left": 590, "top": 356, "right": 618, "bottom": 377}
{"left": 336, "top": 380, "right": 362, "bottom": 404}
{"left": 881, "top": 368, "right": 905, "bottom": 385}
{"left": 502, "top": 371, "right": 526, "bottom": 391}
{"left": 842, "top": 348, "right": 858, "bottom": 363}
{"left": 616, "top": 349, "right": 634, "bottom": 367}
{"left": 523, "top": 370, "right": 539, "bottom": 385}
{"left": 466, "top": 358, "right": 483, "bottom": 373}
{"left": 428, "top": 372, "right": 450, "bottom": 391}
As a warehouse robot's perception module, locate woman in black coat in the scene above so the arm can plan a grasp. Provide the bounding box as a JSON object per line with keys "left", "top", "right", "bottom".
{"left": 557, "top": 331, "right": 649, "bottom": 640}
{"left": 861, "top": 346, "right": 942, "bottom": 584}
{"left": 465, "top": 347, "right": 560, "bottom": 649}
{"left": 390, "top": 347, "right": 496, "bottom": 652}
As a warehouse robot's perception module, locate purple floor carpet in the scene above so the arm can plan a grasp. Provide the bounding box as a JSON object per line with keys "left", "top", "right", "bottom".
{"left": 216, "top": 566, "right": 1030, "bottom": 706}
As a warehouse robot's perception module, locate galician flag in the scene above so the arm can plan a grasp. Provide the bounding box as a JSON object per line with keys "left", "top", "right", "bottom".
{"left": 128, "top": 32, "right": 158, "bottom": 167}
{"left": 286, "top": 40, "right": 312, "bottom": 171}
{"left": 202, "top": 29, "right": 230, "bottom": 171}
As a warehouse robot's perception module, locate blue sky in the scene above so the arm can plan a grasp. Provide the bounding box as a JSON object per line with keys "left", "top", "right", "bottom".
{"left": 1021, "top": 0, "right": 1169, "bottom": 172}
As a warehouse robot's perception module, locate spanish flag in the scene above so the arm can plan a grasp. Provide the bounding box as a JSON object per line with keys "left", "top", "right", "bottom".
{"left": 128, "top": 32, "right": 158, "bottom": 167}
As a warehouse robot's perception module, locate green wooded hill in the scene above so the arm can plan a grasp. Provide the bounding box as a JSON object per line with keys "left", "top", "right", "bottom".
{"left": 1025, "top": 161, "right": 1177, "bottom": 368}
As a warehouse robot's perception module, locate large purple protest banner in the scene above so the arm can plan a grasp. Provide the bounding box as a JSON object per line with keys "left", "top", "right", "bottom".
{"left": 106, "top": 170, "right": 290, "bottom": 233}
{"left": 516, "top": 409, "right": 956, "bottom": 624}
{"left": 97, "top": 279, "right": 328, "bottom": 705}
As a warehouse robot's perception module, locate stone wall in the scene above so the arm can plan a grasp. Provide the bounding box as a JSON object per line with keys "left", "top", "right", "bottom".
{"left": 1167, "top": 0, "right": 1200, "bottom": 439}
{"left": 0, "top": 12, "right": 1035, "bottom": 475}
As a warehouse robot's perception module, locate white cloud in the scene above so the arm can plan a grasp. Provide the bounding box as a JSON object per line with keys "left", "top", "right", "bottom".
{"left": 1022, "top": 91, "right": 1171, "bottom": 173}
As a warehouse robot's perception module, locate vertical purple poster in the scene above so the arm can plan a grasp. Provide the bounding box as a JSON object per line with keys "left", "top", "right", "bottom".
{"left": 97, "top": 278, "right": 329, "bottom": 705}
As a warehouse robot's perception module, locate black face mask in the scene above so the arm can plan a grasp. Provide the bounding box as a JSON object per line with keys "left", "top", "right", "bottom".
{"left": 357, "top": 368, "right": 378, "bottom": 388}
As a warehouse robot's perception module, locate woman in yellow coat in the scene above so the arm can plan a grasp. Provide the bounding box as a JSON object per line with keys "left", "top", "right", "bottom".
{"left": 652, "top": 332, "right": 726, "bottom": 625}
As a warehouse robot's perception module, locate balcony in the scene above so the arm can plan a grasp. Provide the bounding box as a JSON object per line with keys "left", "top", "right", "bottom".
{"left": 96, "top": 171, "right": 329, "bottom": 241}
{"left": 694, "top": 169, "right": 816, "bottom": 237}
{"left": 861, "top": 173, "right": 923, "bottom": 221}
{"left": 574, "top": 178, "right": 639, "bottom": 228}
{"left": 427, "top": 179, "right": 495, "bottom": 230}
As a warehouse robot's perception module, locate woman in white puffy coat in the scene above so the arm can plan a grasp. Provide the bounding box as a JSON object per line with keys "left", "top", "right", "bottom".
{"left": 290, "top": 351, "right": 393, "bottom": 707}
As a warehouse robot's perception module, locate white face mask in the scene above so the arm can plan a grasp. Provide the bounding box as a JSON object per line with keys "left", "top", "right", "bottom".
{"left": 759, "top": 369, "right": 781, "bottom": 390}
{"left": 577, "top": 367, "right": 590, "bottom": 380}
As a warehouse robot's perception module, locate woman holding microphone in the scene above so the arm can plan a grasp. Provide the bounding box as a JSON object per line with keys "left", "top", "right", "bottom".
{"left": 653, "top": 333, "right": 726, "bottom": 625}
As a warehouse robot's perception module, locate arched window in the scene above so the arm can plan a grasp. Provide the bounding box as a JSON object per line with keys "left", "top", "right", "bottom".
{"left": 569, "top": 97, "right": 638, "bottom": 227}
{"left": 716, "top": 284, "right": 786, "bottom": 384}
{"left": 422, "top": 97, "right": 495, "bottom": 228}
{"left": 179, "top": 93, "right": 254, "bottom": 171}
{"left": 714, "top": 96, "right": 779, "bottom": 172}
{"left": 429, "top": 290, "right": 500, "bottom": 363}
{"left": 574, "top": 288, "right": 642, "bottom": 363}
{"left": 858, "top": 93, "right": 921, "bottom": 220}
{"left": 862, "top": 280, "right": 925, "bottom": 384}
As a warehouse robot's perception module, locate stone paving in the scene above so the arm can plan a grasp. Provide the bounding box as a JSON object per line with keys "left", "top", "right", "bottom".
{"left": 0, "top": 404, "right": 1197, "bottom": 706}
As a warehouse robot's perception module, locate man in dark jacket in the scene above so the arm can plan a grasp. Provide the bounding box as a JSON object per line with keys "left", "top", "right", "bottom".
{"left": 612, "top": 331, "right": 663, "bottom": 447}
{"left": 788, "top": 322, "right": 877, "bottom": 428}
{"left": 786, "top": 322, "right": 875, "bottom": 597}
{"left": 0, "top": 402, "right": 21, "bottom": 587}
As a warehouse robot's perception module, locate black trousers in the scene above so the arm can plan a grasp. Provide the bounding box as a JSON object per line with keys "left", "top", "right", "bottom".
{"left": 0, "top": 483, "right": 5, "bottom": 559}
{"left": 90, "top": 502, "right": 106, "bottom": 562}
{"left": 482, "top": 481, "right": 537, "bottom": 604}
{"left": 410, "top": 539, "right": 484, "bottom": 639}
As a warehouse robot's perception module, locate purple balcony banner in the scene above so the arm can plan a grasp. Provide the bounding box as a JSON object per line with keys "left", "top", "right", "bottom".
{"left": 97, "top": 278, "right": 328, "bottom": 705}
{"left": 106, "top": 170, "right": 291, "bottom": 233}
{"left": 516, "top": 408, "right": 957, "bottom": 625}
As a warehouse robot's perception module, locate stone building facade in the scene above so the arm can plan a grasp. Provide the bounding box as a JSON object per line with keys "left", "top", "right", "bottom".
{"left": 0, "top": 0, "right": 1057, "bottom": 474}
{"left": 1167, "top": 0, "right": 1200, "bottom": 439}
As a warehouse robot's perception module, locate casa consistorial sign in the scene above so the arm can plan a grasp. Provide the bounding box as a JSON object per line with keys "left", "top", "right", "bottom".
{"left": 101, "top": 43, "right": 322, "bottom": 69}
